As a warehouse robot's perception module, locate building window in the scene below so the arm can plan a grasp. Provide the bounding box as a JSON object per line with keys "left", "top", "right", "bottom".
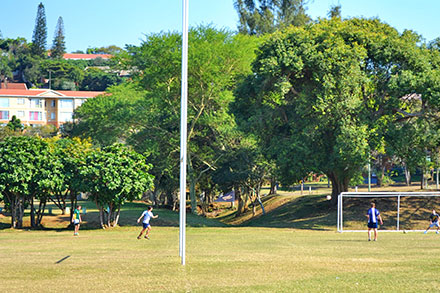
{"left": 59, "top": 112, "right": 73, "bottom": 122}
{"left": 29, "top": 111, "right": 42, "bottom": 121}
{"left": 17, "top": 111, "right": 25, "bottom": 117}
{"left": 0, "top": 111, "right": 9, "bottom": 120}
{"left": 51, "top": 112, "right": 56, "bottom": 120}
{"left": 59, "top": 99, "right": 73, "bottom": 109}
{"left": 76, "top": 99, "right": 86, "bottom": 107}
{"left": 17, "top": 98, "right": 25, "bottom": 105}
{"left": 51, "top": 100, "right": 56, "bottom": 107}
{"left": 0, "top": 98, "right": 9, "bottom": 107}
{"left": 30, "top": 99, "right": 42, "bottom": 108}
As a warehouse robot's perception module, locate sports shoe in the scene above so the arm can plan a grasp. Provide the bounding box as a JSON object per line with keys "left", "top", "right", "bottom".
{"left": 145, "top": 235, "right": 150, "bottom": 240}
{"left": 424, "top": 231, "right": 428, "bottom": 234}
{"left": 437, "top": 231, "right": 439, "bottom": 234}
{"left": 368, "top": 239, "right": 371, "bottom": 241}
{"left": 137, "top": 236, "right": 141, "bottom": 239}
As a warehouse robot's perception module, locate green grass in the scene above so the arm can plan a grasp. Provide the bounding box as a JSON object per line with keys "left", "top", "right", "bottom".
{"left": 2, "top": 190, "right": 440, "bottom": 291}
{"left": 1, "top": 227, "right": 440, "bottom": 292}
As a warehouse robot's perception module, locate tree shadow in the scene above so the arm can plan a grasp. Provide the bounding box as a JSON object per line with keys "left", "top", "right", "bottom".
{"left": 241, "top": 194, "right": 336, "bottom": 230}
{"left": 339, "top": 196, "right": 439, "bottom": 230}
{"left": 0, "top": 201, "right": 228, "bottom": 231}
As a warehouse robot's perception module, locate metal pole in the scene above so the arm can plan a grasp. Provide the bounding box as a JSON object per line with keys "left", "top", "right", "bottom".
{"left": 436, "top": 168, "right": 439, "bottom": 190}
{"left": 340, "top": 194, "right": 343, "bottom": 232}
{"left": 179, "top": 0, "right": 189, "bottom": 266}
{"left": 368, "top": 160, "right": 371, "bottom": 192}
{"left": 397, "top": 195, "right": 400, "bottom": 231}
{"left": 336, "top": 195, "right": 341, "bottom": 232}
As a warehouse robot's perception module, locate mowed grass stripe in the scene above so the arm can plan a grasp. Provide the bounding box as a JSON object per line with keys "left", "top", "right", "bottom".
{"left": 1, "top": 227, "right": 440, "bottom": 292}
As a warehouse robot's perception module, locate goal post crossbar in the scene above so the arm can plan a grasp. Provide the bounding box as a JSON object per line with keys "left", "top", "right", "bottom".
{"left": 337, "top": 191, "right": 440, "bottom": 232}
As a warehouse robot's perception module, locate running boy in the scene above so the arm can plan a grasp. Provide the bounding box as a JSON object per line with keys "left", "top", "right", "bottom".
{"left": 137, "top": 206, "right": 158, "bottom": 239}
{"left": 72, "top": 205, "right": 82, "bottom": 236}
{"left": 366, "top": 202, "right": 383, "bottom": 241}
{"left": 424, "top": 209, "right": 440, "bottom": 234}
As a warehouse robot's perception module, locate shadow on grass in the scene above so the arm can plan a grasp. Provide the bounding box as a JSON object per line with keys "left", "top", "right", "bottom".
{"left": 238, "top": 194, "right": 336, "bottom": 230}
{"left": 0, "top": 201, "right": 228, "bottom": 231}
{"left": 341, "top": 196, "right": 440, "bottom": 230}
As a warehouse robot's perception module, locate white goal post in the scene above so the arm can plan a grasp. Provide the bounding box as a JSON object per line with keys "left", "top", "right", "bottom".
{"left": 337, "top": 192, "right": 440, "bottom": 232}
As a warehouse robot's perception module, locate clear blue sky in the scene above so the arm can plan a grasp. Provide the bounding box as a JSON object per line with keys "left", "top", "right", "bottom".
{"left": 0, "top": 0, "right": 439, "bottom": 52}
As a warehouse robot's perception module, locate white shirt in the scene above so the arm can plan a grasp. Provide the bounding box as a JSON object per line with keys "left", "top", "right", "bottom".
{"left": 141, "top": 210, "right": 154, "bottom": 224}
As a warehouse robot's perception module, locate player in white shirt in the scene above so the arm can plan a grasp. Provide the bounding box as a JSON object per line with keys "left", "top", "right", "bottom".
{"left": 137, "top": 206, "right": 158, "bottom": 239}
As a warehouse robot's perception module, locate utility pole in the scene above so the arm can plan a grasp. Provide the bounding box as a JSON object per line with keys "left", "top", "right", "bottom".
{"left": 368, "top": 159, "right": 371, "bottom": 192}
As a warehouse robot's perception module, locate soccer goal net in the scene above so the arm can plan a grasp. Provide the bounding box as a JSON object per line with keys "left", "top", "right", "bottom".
{"left": 337, "top": 192, "right": 440, "bottom": 232}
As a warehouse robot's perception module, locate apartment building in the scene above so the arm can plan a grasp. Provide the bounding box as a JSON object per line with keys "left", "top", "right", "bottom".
{"left": 0, "top": 86, "right": 103, "bottom": 127}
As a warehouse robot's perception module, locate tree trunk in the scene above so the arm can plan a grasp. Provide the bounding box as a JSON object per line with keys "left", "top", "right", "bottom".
{"left": 377, "top": 165, "right": 386, "bottom": 187}
{"left": 36, "top": 200, "right": 46, "bottom": 227}
{"left": 235, "top": 186, "right": 245, "bottom": 216}
{"left": 9, "top": 194, "right": 17, "bottom": 229}
{"left": 61, "top": 194, "right": 66, "bottom": 215}
{"left": 99, "top": 207, "right": 105, "bottom": 229}
{"left": 113, "top": 205, "right": 121, "bottom": 227}
{"left": 172, "top": 192, "right": 179, "bottom": 211}
{"left": 269, "top": 177, "right": 277, "bottom": 195}
{"left": 404, "top": 165, "right": 411, "bottom": 186}
{"left": 30, "top": 196, "right": 35, "bottom": 228}
{"left": 69, "top": 190, "right": 77, "bottom": 228}
{"left": 421, "top": 170, "right": 424, "bottom": 190}
{"left": 328, "top": 172, "right": 349, "bottom": 206}
{"left": 151, "top": 189, "right": 160, "bottom": 206}
{"left": 243, "top": 188, "right": 250, "bottom": 212}
{"left": 189, "top": 177, "right": 197, "bottom": 214}
{"left": 17, "top": 198, "right": 24, "bottom": 228}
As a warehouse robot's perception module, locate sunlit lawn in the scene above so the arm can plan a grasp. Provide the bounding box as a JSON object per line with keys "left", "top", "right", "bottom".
{"left": 1, "top": 226, "right": 440, "bottom": 292}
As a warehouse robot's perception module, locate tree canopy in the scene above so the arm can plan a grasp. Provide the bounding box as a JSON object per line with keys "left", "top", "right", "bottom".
{"left": 51, "top": 16, "right": 66, "bottom": 59}
{"left": 233, "top": 18, "right": 437, "bottom": 201}
{"left": 31, "top": 2, "right": 47, "bottom": 57}
{"left": 234, "top": 0, "right": 311, "bottom": 35}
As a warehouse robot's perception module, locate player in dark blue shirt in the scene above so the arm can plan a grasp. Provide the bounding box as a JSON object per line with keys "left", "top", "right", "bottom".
{"left": 366, "top": 202, "right": 383, "bottom": 241}
{"left": 424, "top": 209, "right": 440, "bottom": 234}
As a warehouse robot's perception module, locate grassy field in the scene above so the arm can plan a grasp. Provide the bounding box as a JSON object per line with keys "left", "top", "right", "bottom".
{"left": 1, "top": 226, "right": 440, "bottom": 292}
{"left": 2, "top": 185, "right": 440, "bottom": 292}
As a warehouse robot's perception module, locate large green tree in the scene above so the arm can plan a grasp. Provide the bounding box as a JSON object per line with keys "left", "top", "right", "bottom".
{"left": 71, "top": 83, "right": 144, "bottom": 145}
{"left": 80, "top": 67, "right": 122, "bottom": 91}
{"left": 41, "top": 59, "right": 84, "bottom": 89}
{"left": 49, "top": 137, "right": 92, "bottom": 220}
{"left": 80, "top": 144, "right": 154, "bottom": 228}
{"left": 233, "top": 18, "right": 435, "bottom": 202}
{"left": 51, "top": 16, "right": 66, "bottom": 59}
{"left": 125, "top": 27, "right": 259, "bottom": 213}
{"left": 234, "top": 0, "right": 310, "bottom": 35}
{"left": 0, "top": 136, "right": 57, "bottom": 228}
{"left": 72, "top": 27, "right": 259, "bottom": 213}
{"left": 31, "top": 2, "right": 47, "bottom": 57}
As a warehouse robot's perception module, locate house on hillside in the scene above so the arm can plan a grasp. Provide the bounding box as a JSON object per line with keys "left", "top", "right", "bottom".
{"left": 62, "top": 53, "right": 113, "bottom": 60}
{"left": 0, "top": 82, "right": 28, "bottom": 90}
{"left": 0, "top": 86, "right": 103, "bottom": 127}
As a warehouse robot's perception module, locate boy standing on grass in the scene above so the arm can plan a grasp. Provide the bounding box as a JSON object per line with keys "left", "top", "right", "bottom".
{"left": 72, "top": 205, "right": 82, "bottom": 236}
{"left": 366, "top": 202, "right": 383, "bottom": 241}
{"left": 424, "top": 209, "right": 440, "bottom": 234}
{"left": 137, "top": 206, "right": 158, "bottom": 240}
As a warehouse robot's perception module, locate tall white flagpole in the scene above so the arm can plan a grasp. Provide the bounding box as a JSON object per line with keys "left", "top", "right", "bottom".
{"left": 179, "top": 0, "right": 189, "bottom": 266}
